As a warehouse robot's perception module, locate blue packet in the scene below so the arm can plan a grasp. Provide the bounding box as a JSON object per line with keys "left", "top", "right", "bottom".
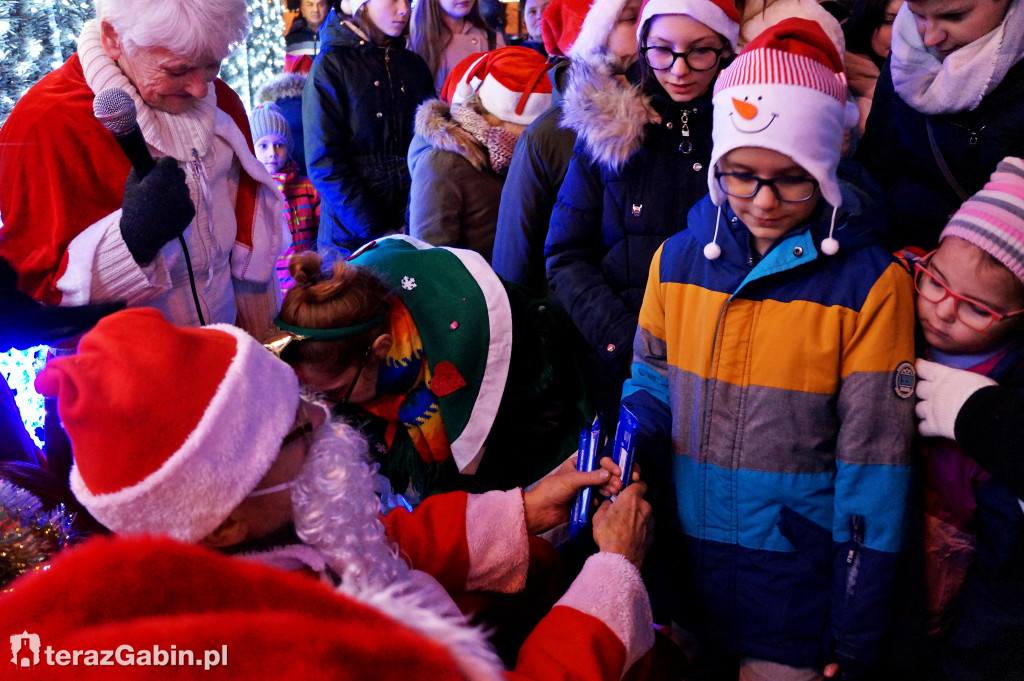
{"left": 569, "top": 416, "right": 601, "bottom": 537}
{"left": 609, "top": 406, "right": 639, "bottom": 502}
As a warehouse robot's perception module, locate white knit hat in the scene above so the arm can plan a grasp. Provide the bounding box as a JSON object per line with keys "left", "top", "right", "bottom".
{"left": 36, "top": 308, "right": 300, "bottom": 543}
{"left": 708, "top": 17, "right": 859, "bottom": 210}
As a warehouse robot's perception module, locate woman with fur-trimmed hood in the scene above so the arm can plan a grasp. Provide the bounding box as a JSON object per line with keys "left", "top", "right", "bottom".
{"left": 407, "top": 47, "right": 553, "bottom": 262}
{"left": 545, "top": 0, "right": 739, "bottom": 424}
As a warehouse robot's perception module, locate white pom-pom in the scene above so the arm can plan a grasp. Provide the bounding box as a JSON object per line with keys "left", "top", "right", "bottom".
{"left": 703, "top": 241, "right": 722, "bottom": 260}
{"left": 820, "top": 237, "right": 840, "bottom": 255}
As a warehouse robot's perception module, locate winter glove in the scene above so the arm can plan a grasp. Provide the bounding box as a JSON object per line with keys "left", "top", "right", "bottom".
{"left": 119, "top": 156, "right": 195, "bottom": 265}
{"left": 915, "top": 358, "right": 997, "bottom": 439}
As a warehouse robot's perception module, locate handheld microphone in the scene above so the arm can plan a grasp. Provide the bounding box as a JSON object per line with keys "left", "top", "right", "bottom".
{"left": 93, "top": 88, "right": 156, "bottom": 176}
{"left": 93, "top": 88, "right": 206, "bottom": 325}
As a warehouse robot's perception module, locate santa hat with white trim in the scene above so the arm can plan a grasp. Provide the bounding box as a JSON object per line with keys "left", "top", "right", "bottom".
{"left": 708, "top": 18, "right": 859, "bottom": 210}
{"left": 441, "top": 46, "right": 553, "bottom": 126}
{"left": 636, "top": 0, "right": 742, "bottom": 51}
{"left": 35, "top": 307, "right": 300, "bottom": 543}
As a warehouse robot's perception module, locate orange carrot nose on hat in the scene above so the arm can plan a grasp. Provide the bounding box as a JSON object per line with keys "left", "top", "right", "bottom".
{"left": 709, "top": 17, "right": 860, "bottom": 211}
{"left": 441, "top": 46, "right": 553, "bottom": 125}
{"left": 34, "top": 308, "right": 300, "bottom": 542}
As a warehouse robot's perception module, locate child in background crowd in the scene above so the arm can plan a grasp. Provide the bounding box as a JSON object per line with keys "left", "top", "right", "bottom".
{"left": 410, "top": 0, "right": 507, "bottom": 93}
{"left": 250, "top": 103, "right": 320, "bottom": 295}
{"left": 408, "top": 47, "right": 553, "bottom": 262}
{"left": 303, "top": 1, "right": 434, "bottom": 262}
{"left": 545, "top": 0, "right": 739, "bottom": 426}
{"left": 912, "top": 157, "right": 1024, "bottom": 681}
{"left": 492, "top": 0, "right": 643, "bottom": 295}
{"left": 518, "top": 0, "right": 551, "bottom": 55}
{"left": 620, "top": 19, "right": 916, "bottom": 679}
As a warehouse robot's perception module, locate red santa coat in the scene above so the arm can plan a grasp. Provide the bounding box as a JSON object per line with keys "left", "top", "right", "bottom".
{"left": 0, "top": 54, "right": 280, "bottom": 331}
{"left": 0, "top": 489, "right": 653, "bottom": 681}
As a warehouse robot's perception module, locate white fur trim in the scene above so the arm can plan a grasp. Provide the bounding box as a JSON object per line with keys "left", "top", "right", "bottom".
{"left": 568, "top": 0, "right": 631, "bottom": 60}
{"left": 556, "top": 552, "right": 655, "bottom": 673}
{"left": 464, "top": 489, "right": 529, "bottom": 592}
{"left": 709, "top": 83, "right": 846, "bottom": 208}
{"left": 636, "top": 0, "right": 740, "bottom": 50}
{"left": 451, "top": 54, "right": 490, "bottom": 105}
{"left": 214, "top": 109, "right": 285, "bottom": 283}
{"left": 476, "top": 74, "right": 552, "bottom": 126}
{"left": 344, "top": 571, "right": 506, "bottom": 681}
{"left": 58, "top": 211, "right": 133, "bottom": 306}
{"left": 70, "top": 324, "right": 300, "bottom": 542}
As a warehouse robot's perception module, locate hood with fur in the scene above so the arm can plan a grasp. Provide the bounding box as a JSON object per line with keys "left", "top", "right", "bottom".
{"left": 410, "top": 99, "right": 491, "bottom": 173}
{"left": 559, "top": 56, "right": 656, "bottom": 172}
{"left": 256, "top": 72, "right": 307, "bottom": 104}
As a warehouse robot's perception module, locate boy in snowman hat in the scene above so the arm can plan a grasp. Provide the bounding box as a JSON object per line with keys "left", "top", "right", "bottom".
{"left": 619, "top": 18, "right": 917, "bottom": 680}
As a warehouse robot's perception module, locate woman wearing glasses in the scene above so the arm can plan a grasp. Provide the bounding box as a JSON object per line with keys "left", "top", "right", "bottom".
{"left": 909, "top": 157, "right": 1024, "bottom": 680}
{"left": 545, "top": 0, "right": 740, "bottom": 427}
{"left": 268, "top": 236, "right": 590, "bottom": 501}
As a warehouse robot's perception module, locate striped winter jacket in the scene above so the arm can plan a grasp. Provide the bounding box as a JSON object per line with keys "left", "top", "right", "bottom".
{"left": 622, "top": 191, "right": 917, "bottom": 675}
{"left": 274, "top": 161, "right": 321, "bottom": 293}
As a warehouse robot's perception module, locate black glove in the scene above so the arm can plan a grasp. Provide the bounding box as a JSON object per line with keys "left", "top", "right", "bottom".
{"left": 119, "top": 156, "right": 196, "bottom": 265}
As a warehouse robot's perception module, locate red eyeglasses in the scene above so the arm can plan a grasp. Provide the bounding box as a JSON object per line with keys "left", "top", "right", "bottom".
{"left": 914, "top": 253, "right": 1024, "bottom": 332}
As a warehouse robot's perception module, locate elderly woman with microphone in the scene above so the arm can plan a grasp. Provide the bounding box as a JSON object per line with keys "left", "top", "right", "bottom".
{"left": 0, "top": 0, "right": 283, "bottom": 337}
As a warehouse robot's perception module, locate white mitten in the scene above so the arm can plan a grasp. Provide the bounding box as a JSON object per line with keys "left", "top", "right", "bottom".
{"left": 915, "top": 358, "right": 997, "bottom": 439}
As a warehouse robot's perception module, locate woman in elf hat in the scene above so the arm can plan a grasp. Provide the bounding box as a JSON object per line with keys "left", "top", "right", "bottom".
{"left": 545, "top": 0, "right": 739, "bottom": 426}
{"left": 271, "top": 236, "right": 590, "bottom": 500}
{"left": 303, "top": 0, "right": 435, "bottom": 263}
{"left": 407, "top": 47, "right": 553, "bottom": 262}
{"left": 857, "top": 0, "right": 1024, "bottom": 251}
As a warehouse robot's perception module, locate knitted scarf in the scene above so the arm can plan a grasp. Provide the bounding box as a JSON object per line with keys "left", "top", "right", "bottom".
{"left": 361, "top": 300, "right": 453, "bottom": 466}
{"left": 890, "top": 0, "right": 1024, "bottom": 115}
{"left": 450, "top": 105, "right": 519, "bottom": 175}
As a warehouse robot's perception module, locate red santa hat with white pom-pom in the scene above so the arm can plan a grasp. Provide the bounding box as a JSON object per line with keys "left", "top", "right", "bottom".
{"left": 440, "top": 46, "right": 553, "bottom": 126}
{"left": 35, "top": 307, "right": 300, "bottom": 543}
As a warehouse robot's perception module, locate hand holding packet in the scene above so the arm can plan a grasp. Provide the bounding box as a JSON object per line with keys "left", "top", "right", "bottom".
{"left": 609, "top": 406, "right": 639, "bottom": 502}
{"left": 569, "top": 417, "right": 601, "bottom": 537}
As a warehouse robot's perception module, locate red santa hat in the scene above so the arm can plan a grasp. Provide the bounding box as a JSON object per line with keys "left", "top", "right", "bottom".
{"left": 441, "top": 46, "right": 553, "bottom": 125}
{"left": 708, "top": 17, "right": 859, "bottom": 210}
{"left": 0, "top": 535, "right": 505, "bottom": 680}
{"left": 34, "top": 308, "right": 300, "bottom": 543}
{"left": 636, "top": 0, "right": 742, "bottom": 50}
{"left": 541, "top": 0, "right": 633, "bottom": 59}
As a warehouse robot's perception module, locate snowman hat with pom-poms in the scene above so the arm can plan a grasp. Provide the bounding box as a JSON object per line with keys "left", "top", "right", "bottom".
{"left": 702, "top": 17, "right": 860, "bottom": 260}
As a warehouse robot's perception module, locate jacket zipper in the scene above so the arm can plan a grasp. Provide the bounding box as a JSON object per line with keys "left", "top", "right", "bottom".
{"left": 678, "top": 108, "right": 697, "bottom": 154}
{"left": 845, "top": 514, "right": 865, "bottom": 600}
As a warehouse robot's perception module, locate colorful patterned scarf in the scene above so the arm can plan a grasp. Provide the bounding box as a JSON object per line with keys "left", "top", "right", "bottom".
{"left": 361, "top": 300, "right": 452, "bottom": 465}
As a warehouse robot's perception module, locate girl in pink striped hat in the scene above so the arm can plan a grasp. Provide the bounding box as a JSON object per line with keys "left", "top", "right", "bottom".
{"left": 911, "top": 156, "right": 1024, "bottom": 679}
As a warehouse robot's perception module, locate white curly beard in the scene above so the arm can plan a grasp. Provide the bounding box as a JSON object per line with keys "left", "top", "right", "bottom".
{"left": 290, "top": 420, "right": 409, "bottom": 592}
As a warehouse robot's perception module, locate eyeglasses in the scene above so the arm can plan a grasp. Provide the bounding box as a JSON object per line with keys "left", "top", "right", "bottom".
{"left": 321, "top": 344, "right": 374, "bottom": 406}
{"left": 641, "top": 45, "right": 724, "bottom": 72}
{"left": 914, "top": 256, "right": 1024, "bottom": 332}
{"left": 715, "top": 171, "right": 819, "bottom": 203}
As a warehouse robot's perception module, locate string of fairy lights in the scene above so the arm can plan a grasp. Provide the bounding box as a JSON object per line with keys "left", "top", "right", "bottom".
{"left": 1, "top": 0, "right": 284, "bottom": 445}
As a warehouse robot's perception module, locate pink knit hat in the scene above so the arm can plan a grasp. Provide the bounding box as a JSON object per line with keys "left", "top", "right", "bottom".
{"left": 941, "top": 157, "right": 1024, "bottom": 284}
